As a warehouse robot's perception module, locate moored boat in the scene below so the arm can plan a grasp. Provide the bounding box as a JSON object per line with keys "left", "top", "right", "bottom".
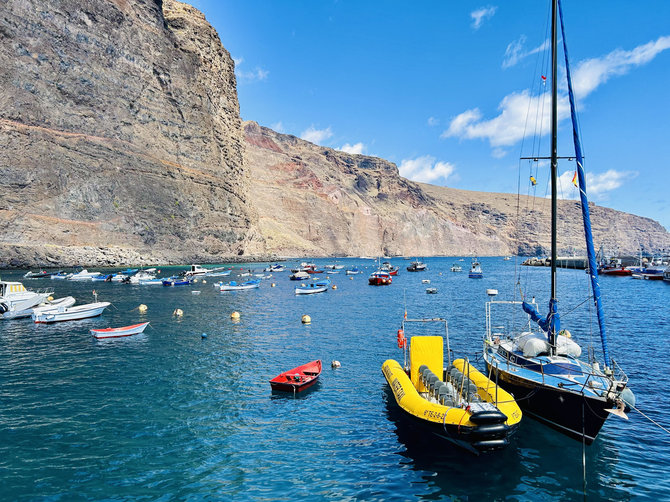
{"left": 219, "top": 280, "right": 260, "bottom": 291}
{"left": 295, "top": 279, "right": 331, "bottom": 295}
{"left": 345, "top": 268, "right": 361, "bottom": 275}
{"left": 0, "top": 281, "right": 53, "bottom": 319}
{"left": 468, "top": 259, "right": 483, "bottom": 279}
{"left": 289, "top": 271, "right": 311, "bottom": 281}
{"left": 162, "top": 278, "right": 192, "bottom": 286}
{"left": 2, "top": 296, "right": 76, "bottom": 320}
{"left": 269, "top": 360, "right": 322, "bottom": 392}
{"left": 90, "top": 321, "right": 150, "bottom": 339}
{"left": 381, "top": 261, "right": 400, "bottom": 276}
{"left": 406, "top": 260, "right": 427, "bottom": 272}
{"left": 32, "top": 302, "right": 111, "bottom": 323}
{"left": 383, "top": 318, "right": 522, "bottom": 455}
{"left": 68, "top": 269, "right": 101, "bottom": 281}
{"left": 368, "top": 270, "right": 392, "bottom": 286}
{"left": 450, "top": 264, "right": 462, "bottom": 272}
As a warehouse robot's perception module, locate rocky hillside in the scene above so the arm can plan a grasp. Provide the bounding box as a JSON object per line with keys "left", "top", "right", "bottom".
{"left": 0, "top": 0, "right": 263, "bottom": 267}
{"left": 244, "top": 122, "right": 670, "bottom": 257}
{"left": 1, "top": 0, "right": 667, "bottom": 267}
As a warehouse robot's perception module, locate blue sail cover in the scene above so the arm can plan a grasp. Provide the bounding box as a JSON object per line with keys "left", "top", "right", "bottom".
{"left": 522, "top": 299, "right": 560, "bottom": 335}
{"left": 558, "top": 0, "right": 611, "bottom": 367}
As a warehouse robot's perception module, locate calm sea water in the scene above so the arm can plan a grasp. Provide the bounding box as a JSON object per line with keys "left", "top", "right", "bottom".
{"left": 1, "top": 258, "right": 668, "bottom": 501}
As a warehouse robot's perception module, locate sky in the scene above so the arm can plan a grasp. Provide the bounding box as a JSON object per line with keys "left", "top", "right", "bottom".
{"left": 189, "top": 0, "right": 670, "bottom": 230}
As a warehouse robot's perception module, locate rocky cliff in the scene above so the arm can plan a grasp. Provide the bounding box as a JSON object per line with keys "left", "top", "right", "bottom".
{"left": 0, "top": 0, "right": 263, "bottom": 267}
{"left": 244, "top": 122, "right": 670, "bottom": 257}
{"left": 1, "top": 1, "right": 668, "bottom": 267}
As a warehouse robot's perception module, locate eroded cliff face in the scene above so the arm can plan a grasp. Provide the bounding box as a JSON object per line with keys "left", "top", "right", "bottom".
{"left": 0, "top": 0, "right": 263, "bottom": 267}
{"left": 244, "top": 121, "right": 670, "bottom": 257}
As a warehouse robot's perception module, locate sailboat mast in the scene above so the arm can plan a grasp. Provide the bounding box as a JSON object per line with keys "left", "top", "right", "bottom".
{"left": 549, "top": 0, "right": 558, "bottom": 353}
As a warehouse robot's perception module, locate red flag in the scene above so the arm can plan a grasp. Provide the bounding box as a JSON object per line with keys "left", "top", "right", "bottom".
{"left": 571, "top": 171, "right": 578, "bottom": 187}
{"left": 541, "top": 75, "right": 547, "bottom": 82}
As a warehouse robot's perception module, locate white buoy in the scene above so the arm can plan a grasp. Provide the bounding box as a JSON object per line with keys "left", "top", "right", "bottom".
{"left": 173, "top": 308, "right": 183, "bottom": 317}
{"left": 202, "top": 279, "right": 207, "bottom": 284}
{"left": 331, "top": 360, "right": 341, "bottom": 368}
{"left": 332, "top": 285, "right": 337, "bottom": 290}
{"left": 301, "top": 314, "right": 311, "bottom": 324}
{"left": 271, "top": 283, "right": 276, "bottom": 287}
{"left": 486, "top": 289, "right": 498, "bottom": 297}
{"left": 138, "top": 304, "right": 148, "bottom": 313}
{"left": 231, "top": 311, "right": 240, "bottom": 320}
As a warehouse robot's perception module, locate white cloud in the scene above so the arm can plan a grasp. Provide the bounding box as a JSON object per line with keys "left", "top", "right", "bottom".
{"left": 233, "top": 56, "right": 269, "bottom": 82}
{"left": 502, "top": 36, "right": 550, "bottom": 69}
{"left": 427, "top": 116, "right": 440, "bottom": 126}
{"left": 471, "top": 6, "right": 497, "bottom": 30}
{"left": 491, "top": 148, "right": 507, "bottom": 159}
{"left": 339, "top": 142, "right": 366, "bottom": 155}
{"left": 443, "top": 36, "right": 670, "bottom": 149}
{"left": 442, "top": 90, "right": 571, "bottom": 147}
{"left": 271, "top": 121, "right": 284, "bottom": 133}
{"left": 557, "top": 169, "right": 638, "bottom": 200}
{"left": 300, "top": 125, "right": 333, "bottom": 144}
{"left": 399, "top": 155, "right": 457, "bottom": 184}
{"left": 572, "top": 35, "right": 670, "bottom": 100}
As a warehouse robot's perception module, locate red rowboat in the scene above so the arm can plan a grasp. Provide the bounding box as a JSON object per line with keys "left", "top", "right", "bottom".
{"left": 269, "top": 359, "right": 322, "bottom": 392}
{"left": 90, "top": 321, "right": 150, "bottom": 339}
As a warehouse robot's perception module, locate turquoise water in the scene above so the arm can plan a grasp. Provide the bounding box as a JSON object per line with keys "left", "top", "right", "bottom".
{"left": 1, "top": 258, "right": 668, "bottom": 500}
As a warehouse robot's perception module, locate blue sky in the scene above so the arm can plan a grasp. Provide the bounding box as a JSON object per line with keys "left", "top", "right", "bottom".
{"left": 189, "top": 1, "right": 670, "bottom": 230}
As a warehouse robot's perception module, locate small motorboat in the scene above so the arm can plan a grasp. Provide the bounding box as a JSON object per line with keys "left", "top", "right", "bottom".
{"left": 345, "top": 268, "right": 361, "bottom": 275}
{"left": 264, "top": 264, "right": 285, "bottom": 273}
{"left": 2, "top": 296, "right": 76, "bottom": 320}
{"left": 50, "top": 271, "right": 71, "bottom": 280}
{"left": 32, "top": 302, "right": 111, "bottom": 323}
{"left": 383, "top": 318, "right": 522, "bottom": 455}
{"left": 23, "top": 270, "right": 51, "bottom": 278}
{"left": 295, "top": 279, "right": 331, "bottom": 295}
{"left": 422, "top": 279, "right": 431, "bottom": 284}
{"left": 368, "top": 270, "right": 392, "bottom": 286}
{"left": 469, "top": 259, "right": 483, "bottom": 279}
{"left": 90, "top": 321, "right": 150, "bottom": 339}
{"left": 450, "top": 264, "right": 462, "bottom": 272}
{"left": 219, "top": 280, "right": 260, "bottom": 291}
{"left": 407, "top": 260, "right": 427, "bottom": 272}
{"left": 270, "top": 360, "right": 322, "bottom": 392}
{"left": 289, "top": 271, "right": 311, "bottom": 281}
{"left": 90, "top": 274, "right": 112, "bottom": 282}
{"left": 162, "top": 278, "right": 192, "bottom": 286}
{"left": 426, "top": 287, "right": 438, "bottom": 294}
{"left": 68, "top": 269, "right": 101, "bottom": 281}
{"left": 381, "top": 262, "right": 400, "bottom": 276}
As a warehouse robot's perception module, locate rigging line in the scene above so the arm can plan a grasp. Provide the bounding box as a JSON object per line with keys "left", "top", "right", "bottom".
{"left": 630, "top": 404, "right": 670, "bottom": 436}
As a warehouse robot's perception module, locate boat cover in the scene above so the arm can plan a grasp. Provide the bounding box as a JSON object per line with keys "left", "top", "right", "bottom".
{"left": 410, "top": 336, "right": 442, "bottom": 392}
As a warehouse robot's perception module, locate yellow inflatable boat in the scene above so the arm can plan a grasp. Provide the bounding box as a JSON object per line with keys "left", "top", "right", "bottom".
{"left": 383, "top": 321, "right": 522, "bottom": 455}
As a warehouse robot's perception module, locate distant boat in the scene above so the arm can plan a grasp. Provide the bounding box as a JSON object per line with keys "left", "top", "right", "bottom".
{"left": 598, "top": 258, "right": 632, "bottom": 276}
{"left": 368, "top": 270, "right": 392, "bottom": 286}
{"left": 264, "top": 264, "right": 285, "bottom": 272}
{"left": 381, "top": 261, "right": 400, "bottom": 276}
{"left": 68, "top": 269, "right": 100, "bottom": 281}
{"left": 503, "top": 256, "right": 511, "bottom": 261}
{"left": 32, "top": 302, "right": 111, "bottom": 323}
{"left": 269, "top": 360, "right": 322, "bottom": 392}
{"left": 90, "top": 321, "right": 150, "bottom": 339}
{"left": 162, "top": 278, "right": 192, "bottom": 286}
{"left": 426, "top": 287, "right": 438, "bottom": 294}
{"left": 468, "top": 259, "right": 483, "bottom": 279}
{"left": 219, "top": 280, "right": 260, "bottom": 291}
{"left": 289, "top": 271, "right": 311, "bottom": 281}
{"left": 345, "top": 268, "right": 361, "bottom": 275}
{"left": 295, "top": 279, "right": 330, "bottom": 295}
{"left": 406, "top": 260, "right": 427, "bottom": 272}
{"left": 450, "top": 264, "right": 462, "bottom": 272}
{"left": 23, "top": 270, "right": 50, "bottom": 278}
{"left": 50, "top": 271, "right": 71, "bottom": 280}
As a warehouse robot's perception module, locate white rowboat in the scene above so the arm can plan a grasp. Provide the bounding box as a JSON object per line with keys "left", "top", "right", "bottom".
{"left": 32, "top": 302, "right": 111, "bottom": 323}
{"left": 90, "top": 321, "right": 150, "bottom": 339}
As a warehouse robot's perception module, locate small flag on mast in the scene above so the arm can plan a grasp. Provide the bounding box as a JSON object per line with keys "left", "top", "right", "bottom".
{"left": 530, "top": 176, "right": 537, "bottom": 186}
{"left": 571, "top": 171, "right": 578, "bottom": 187}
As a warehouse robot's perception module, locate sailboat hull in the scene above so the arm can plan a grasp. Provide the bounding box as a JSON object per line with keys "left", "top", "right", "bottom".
{"left": 486, "top": 362, "right": 611, "bottom": 444}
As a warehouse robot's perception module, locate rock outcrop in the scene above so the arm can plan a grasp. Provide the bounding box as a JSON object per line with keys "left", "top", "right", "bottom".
{"left": 244, "top": 122, "right": 670, "bottom": 257}
{"left": 0, "top": 0, "right": 263, "bottom": 267}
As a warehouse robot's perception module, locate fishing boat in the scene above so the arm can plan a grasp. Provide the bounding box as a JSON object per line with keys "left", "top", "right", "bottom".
{"left": 468, "top": 259, "right": 483, "bottom": 279}
{"left": 345, "top": 267, "right": 361, "bottom": 275}
{"left": 450, "top": 264, "right": 462, "bottom": 272}
{"left": 482, "top": 0, "right": 634, "bottom": 445}
{"left": 219, "top": 280, "right": 260, "bottom": 291}
{"left": 295, "top": 279, "right": 331, "bottom": 295}
{"left": 68, "top": 269, "right": 101, "bottom": 281}
{"left": 598, "top": 258, "right": 632, "bottom": 276}
{"left": 32, "top": 302, "right": 111, "bottom": 323}
{"left": 383, "top": 318, "right": 522, "bottom": 455}
{"left": 269, "top": 360, "right": 322, "bottom": 392}
{"left": 381, "top": 261, "right": 400, "bottom": 276}
{"left": 90, "top": 321, "right": 150, "bottom": 339}
{"left": 368, "top": 270, "right": 392, "bottom": 286}
{"left": 406, "top": 260, "right": 427, "bottom": 272}
{"left": 50, "top": 271, "right": 71, "bottom": 280}
{"left": 0, "top": 280, "right": 53, "bottom": 319}
{"left": 264, "top": 264, "right": 285, "bottom": 272}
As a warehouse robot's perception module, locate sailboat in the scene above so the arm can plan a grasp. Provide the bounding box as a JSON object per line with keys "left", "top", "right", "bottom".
{"left": 482, "top": 0, "right": 634, "bottom": 444}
